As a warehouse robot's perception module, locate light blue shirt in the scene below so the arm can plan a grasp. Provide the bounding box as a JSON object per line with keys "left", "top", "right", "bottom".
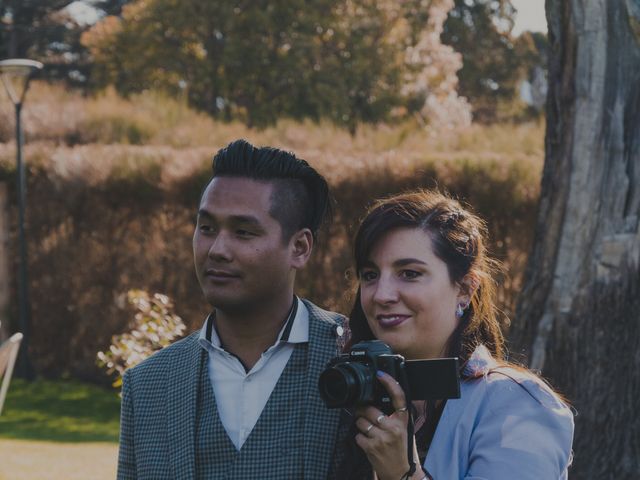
{"left": 423, "top": 345, "right": 574, "bottom": 479}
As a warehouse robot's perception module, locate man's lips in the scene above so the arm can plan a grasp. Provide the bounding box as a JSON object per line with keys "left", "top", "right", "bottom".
{"left": 376, "top": 314, "right": 410, "bottom": 328}
{"left": 204, "top": 268, "right": 241, "bottom": 280}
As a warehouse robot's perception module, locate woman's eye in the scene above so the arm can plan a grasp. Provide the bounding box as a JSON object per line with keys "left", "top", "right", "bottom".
{"left": 360, "top": 270, "right": 378, "bottom": 282}
{"left": 400, "top": 270, "right": 421, "bottom": 279}
{"left": 199, "top": 224, "right": 213, "bottom": 232}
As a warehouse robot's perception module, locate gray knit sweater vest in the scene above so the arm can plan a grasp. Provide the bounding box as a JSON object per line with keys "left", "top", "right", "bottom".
{"left": 194, "top": 344, "right": 308, "bottom": 479}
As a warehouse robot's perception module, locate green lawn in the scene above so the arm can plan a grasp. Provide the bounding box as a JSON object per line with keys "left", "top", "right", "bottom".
{"left": 0, "top": 379, "right": 120, "bottom": 443}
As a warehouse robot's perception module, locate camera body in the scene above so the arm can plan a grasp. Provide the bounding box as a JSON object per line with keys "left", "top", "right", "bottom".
{"left": 318, "top": 339, "right": 406, "bottom": 414}
{"left": 318, "top": 340, "right": 460, "bottom": 414}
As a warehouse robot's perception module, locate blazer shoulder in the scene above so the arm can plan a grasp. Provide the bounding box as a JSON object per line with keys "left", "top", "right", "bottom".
{"left": 301, "top": 298, "right": 346, "bottom": 326}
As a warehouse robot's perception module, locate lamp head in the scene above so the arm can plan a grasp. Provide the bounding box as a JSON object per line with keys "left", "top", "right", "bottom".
{"left": 0, "top": 59, "right": 44, "bottom": 105}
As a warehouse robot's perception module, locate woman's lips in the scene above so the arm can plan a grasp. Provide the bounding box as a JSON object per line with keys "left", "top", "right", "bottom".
{"left": 376, "top": 314, "right": 410, "bottom": 328}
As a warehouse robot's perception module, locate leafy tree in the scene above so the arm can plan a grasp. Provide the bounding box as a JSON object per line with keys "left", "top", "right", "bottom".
{"left": 513, "top": 30, "right": 549, "bottom": 117}
{"left": 0, "top": 0, "right": 132, "bottom": 85}
{"left": 441, "top": 0, "right": 534, "bottom": 122}
{"left": 1, "top": 0, "right": 74, "bottom": 58}
{"left": 0, "top": 0, "right": 129, "bottom": 83}
{"left": 402, "top": 0, "right": 471, "bottom": 128}
{"left": 307, "top": 0, "right": 406, "bottom": 132}
{"left": 83, "top": 0, "right": 472, "bottom": 130}
{"left": 83, "top": 0, "right": 405, "bottom": 128}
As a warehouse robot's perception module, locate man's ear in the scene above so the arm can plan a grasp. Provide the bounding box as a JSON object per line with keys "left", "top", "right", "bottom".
{"left": 458, "top": 272, "right": 480, "bottom": 305}
{"left": 290, "top": 228, "right": 314, "bottom": 270}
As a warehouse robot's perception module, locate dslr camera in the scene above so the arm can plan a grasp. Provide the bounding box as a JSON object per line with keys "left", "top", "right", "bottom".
{"left": 318, "top": 340, "right": 460, "bottom": 414}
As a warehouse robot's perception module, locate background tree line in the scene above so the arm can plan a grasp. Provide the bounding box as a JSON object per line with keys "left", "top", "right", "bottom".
{"left": 1, "top": 0, "right": 546, "bottom": 129}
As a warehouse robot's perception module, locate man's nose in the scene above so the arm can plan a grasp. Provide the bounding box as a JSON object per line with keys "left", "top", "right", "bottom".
{"left": 208, "top": 232, "right": 232, "bottom": 261}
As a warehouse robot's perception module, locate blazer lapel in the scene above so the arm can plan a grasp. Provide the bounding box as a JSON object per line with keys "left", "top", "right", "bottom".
{"left": 166, "top": 333, "right": 205, "bottom": 480}
{"left": 302, "top": 301, "right": 344, "bottom": 479}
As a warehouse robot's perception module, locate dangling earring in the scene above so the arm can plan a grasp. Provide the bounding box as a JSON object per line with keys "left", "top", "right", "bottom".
{"left": 455, "top": 302, "right": 466, "bottom": 319}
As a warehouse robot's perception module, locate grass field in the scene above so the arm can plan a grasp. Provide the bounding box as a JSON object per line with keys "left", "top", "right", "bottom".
{"left": 0, "top": 379, "right": 120, "bottom": 479}
{"left": 0, "top": 379, "right": 120, "bottom": 442}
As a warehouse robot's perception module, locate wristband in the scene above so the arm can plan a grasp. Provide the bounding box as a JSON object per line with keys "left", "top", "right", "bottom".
{"left": 400, "top": 471, "right": 428, "bottom": 480}
{"left": 399, "top": 470, "right": 415, "bottom": 480}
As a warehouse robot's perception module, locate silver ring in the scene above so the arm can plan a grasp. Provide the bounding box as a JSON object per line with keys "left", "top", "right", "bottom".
{"left": 376, "top": 414, "right": 386, "bottom": 424}
{"left": 395, "top": 406, "right": 408, "bottom": 413}
{"left": 366, "top": 423, "right": 374, "bottom": 433}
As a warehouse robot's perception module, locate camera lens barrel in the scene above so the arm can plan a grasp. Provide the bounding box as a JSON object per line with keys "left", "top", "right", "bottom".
{"left": 318, "top": 362, "right": 374, "bottom": 408}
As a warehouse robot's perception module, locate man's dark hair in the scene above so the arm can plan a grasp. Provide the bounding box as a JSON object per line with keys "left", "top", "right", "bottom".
{"left": 210, "top": 139, "right": 331, "bottom": 241}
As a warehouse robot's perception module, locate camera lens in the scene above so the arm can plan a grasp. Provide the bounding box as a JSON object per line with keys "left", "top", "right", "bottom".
{"left": 319, "top": 369, "right": 350, "bottom": 404}
{"left": 318, "top": 362, "right": 372, "bottom": 408}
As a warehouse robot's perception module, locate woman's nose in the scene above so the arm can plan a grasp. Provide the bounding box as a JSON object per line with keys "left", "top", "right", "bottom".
{"left": 372, "top": 276, "right": 399, "bottom": 305}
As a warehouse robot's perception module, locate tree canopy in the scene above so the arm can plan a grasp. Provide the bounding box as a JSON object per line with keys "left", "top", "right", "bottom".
{"left": 2, "top": 0, "right": 543, "bottom": 128}
{"left": 442, "top": 0, "right": 546, "bottom": 121}
{"left": 0, "top": 0, "right": 124, "bottom": 83}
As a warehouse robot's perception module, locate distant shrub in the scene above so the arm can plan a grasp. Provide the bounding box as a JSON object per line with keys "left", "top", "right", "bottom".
{"left": 82, "top": 114, "right": 156, "bottom": 145}
{"left": 97, "top": 290, "right": 186, "bottom": 387}
{"left": 3, "top": 83, "right": 234, "bottom": 147}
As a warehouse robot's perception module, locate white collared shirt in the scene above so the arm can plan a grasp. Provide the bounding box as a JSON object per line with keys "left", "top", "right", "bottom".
{"left": 198, "top": 298, "right": 309, "bottom": 450}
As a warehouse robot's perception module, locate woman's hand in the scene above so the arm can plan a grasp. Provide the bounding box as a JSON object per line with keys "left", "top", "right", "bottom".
{"left": 354, "top": 371, "right": 425, "bottom": 480}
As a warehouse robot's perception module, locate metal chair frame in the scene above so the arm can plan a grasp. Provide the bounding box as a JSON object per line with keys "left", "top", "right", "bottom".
{"left": 0, "top": 332, "right": 23, "bottom": 415}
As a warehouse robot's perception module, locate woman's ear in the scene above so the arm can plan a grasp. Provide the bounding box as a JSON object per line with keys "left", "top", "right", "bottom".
{"left": 290, "top": 228, "right": 314, "bottom": 270}
{"left": 458, "top": 272, "right": 480, "bottom": 305}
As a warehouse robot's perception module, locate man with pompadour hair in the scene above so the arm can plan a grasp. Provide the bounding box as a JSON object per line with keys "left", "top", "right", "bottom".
{"left": 117, "top": 139, "right": 346, "bottom": 479}
{"left": 211, "top": 139, "right": 331, "bottom": 242}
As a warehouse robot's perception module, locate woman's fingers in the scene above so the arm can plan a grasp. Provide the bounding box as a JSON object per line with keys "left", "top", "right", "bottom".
{"left": 355, "top": 406, "right": 385, "bottom": 432}
{"left": 355, "top": 404, "right": 406, "bottom": 442}
{"left": 376, "top": 370, "right": 408, "bottom": 413}
{"left": 354, "top": 408, "right": 412, "bottom": 480}
{"left": 355, "top": 415, "right": 378, "bottom": 437}
{"left": 352, "top": 373, "right": 415, "bottom": 480}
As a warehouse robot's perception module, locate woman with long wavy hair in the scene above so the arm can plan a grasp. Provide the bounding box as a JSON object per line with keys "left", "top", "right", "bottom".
{"left": 334, "top": 189, "right": 574, "bottom": 480}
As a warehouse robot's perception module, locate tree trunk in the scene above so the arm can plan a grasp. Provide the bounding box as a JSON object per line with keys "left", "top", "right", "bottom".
{"left": 510, "top": 1, "right": 640, "bottom": 478}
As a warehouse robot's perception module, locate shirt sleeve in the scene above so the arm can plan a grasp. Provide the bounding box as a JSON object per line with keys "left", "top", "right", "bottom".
{"left": 464, "top": 373, "right": 574, "bottom": 480}
{"left": 117, "top": 369, "right": 137, "bottom": 480}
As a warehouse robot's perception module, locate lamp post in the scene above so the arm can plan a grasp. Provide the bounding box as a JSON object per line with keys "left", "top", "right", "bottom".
{"left": 0, "top": 59, "right": 43, "bottom": 380}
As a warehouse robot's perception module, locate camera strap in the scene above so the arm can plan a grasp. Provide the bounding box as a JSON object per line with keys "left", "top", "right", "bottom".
{"left": 402, "top": 409, "right": 417, "bottom": 479}
{"left": 401, "top": 380, "right": 417, "bottom": 479}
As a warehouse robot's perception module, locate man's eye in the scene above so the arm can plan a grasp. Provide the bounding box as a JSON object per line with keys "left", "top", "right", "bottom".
{"left": 236, "top": 229, "right": 255, "bottom": 237}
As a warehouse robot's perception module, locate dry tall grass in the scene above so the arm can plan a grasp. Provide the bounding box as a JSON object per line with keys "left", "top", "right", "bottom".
{"left": 0, "top": 82, "right": 544, "bottom": 194}
{"left": 1, "top": 81, "right": 544, "bottom": 151}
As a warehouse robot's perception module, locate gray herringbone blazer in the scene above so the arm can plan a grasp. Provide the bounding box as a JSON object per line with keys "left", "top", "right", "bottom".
{"left": 117, "top": 300, "right": 345, "bottom": 479}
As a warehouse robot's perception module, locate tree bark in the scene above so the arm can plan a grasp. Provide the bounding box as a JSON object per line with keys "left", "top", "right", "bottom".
{"left": 511, "top": 1, "right": 640, "bottom": 478}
